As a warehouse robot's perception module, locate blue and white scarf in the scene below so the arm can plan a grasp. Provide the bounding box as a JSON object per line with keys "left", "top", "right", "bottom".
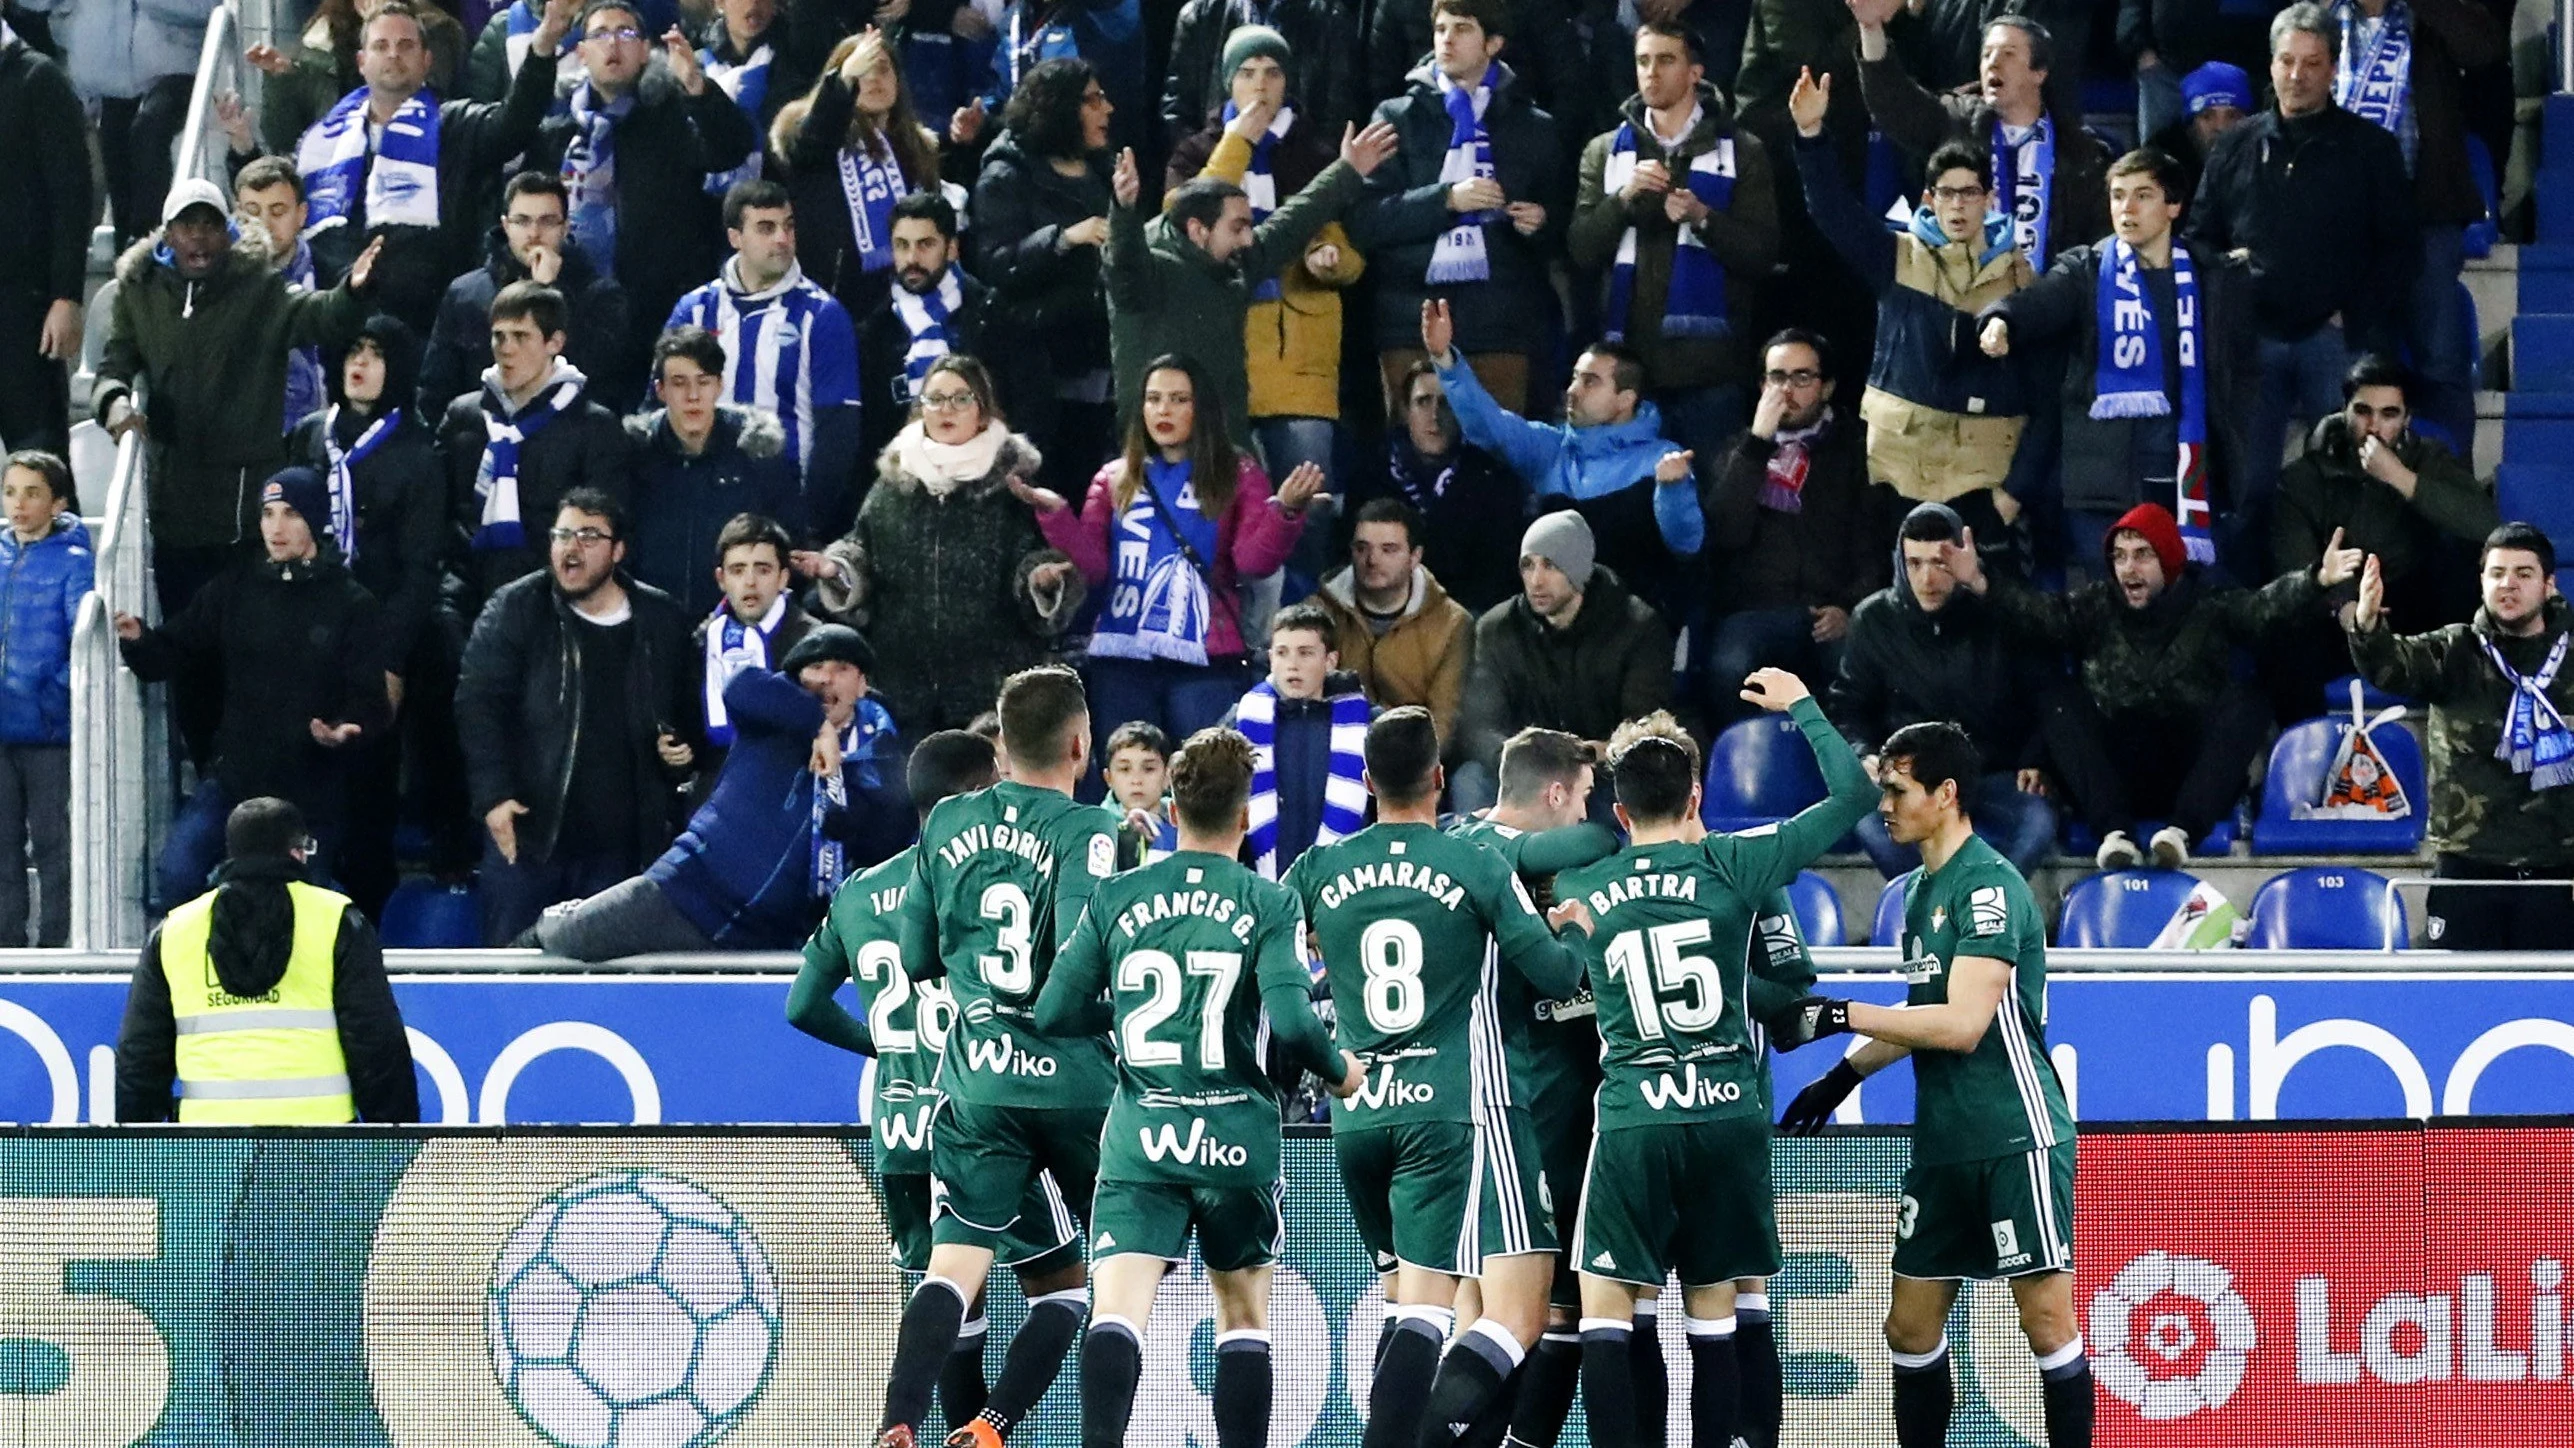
{"left": 837, "top": 135, "right": 909, "bottom": 274}
{"left": 1992, "top": 116, "right": 2055, "bottom": 267}
{"left": 472, "top": 357, "right": 589, "bottom": 551}
{"left": 503, "top": 0, "right": 579, "bottom": 75}
{"left": 702, "top": 40, "right": 775, "bottom": 195}
{"left": 1601, "top": 114, "right": 1735, "bottom": 341}
{"left": 1223, "top": 100, "right": 1296, "bottom": 302}
{"left": 2091, "top": 237, "right": 2213, "bottom": 564}
{"left": 1003, "top": 1, "right": 1082, "bottom": 95}
{"left": 297, "top": 86, "right": 443, "bottom": 235}
{"left": 1090, "top": 458, "right": 1220, "bottom": 665}
{"left": 891, "top": 265, "right": 965, "bottom": 400}
{"left": 322, "top": 404, "right": 398, "bottom": 566}
{"left": 563, "top": 83, "right": 634, "bottom": 279}
{"left": 814, "top": 695, "right": 898, "bottom": 896}
{"left": 281, "top": 239, "right": 325, "bottom": 431}
{"left": 702, "top": 592, "right": 790, "bottom": 747}
{"left": 2479, "top": 631, "right": 2574, "bottom": 790}
{"left": 1428, "top": 65, "right": 1498, "bottom": 284}
{"left": 1237, "top": 680, "right": 1370, "bottom": 878}
{"left": 2334, "top": 0, "right": 2418, "bottom": 172}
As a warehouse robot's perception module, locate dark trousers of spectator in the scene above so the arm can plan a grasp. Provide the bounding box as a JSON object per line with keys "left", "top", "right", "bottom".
{"left": 533, "top": 872, "right": 713, "bottom": 960}
{"left": 336, "top": 731, "right": 402, "bottom": 923}
{"left": 480, "top": 843, "right": 634, "bottom": 947}
{"left": 1082, "top": 655, "right": 1254, "bottom": 797}
{"left": 2426, "top": 855, "right": 2574, "bottom": 951}
{"left": 2409, "top": 225, "right": 2475, "bottom": 451}
{"left": 0, "top": 743, "right": 70, "bottom": 946}
{"left": 156, "top": 778, "right": 344, "bottom": 911}
{"left": 0, "top": 292, "right": 70, "bottom": 456}
{"left": 2040, "top": 683, "right": 2271, "bottom": 846}
{"left": 98, "top": 75, "right": 194, "bottom": 248}
{"left": 405, "top": 621, "right": 483, "bottom": 874}
{"left": 2237, "top": 325, "right": 2347, "bottom": 570}
{"left": 1707, "top": 607, "right": 1846, "bottom": 728}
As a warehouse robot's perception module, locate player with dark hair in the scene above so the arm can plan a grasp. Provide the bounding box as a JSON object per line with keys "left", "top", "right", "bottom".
{"left": 1775, "top": 718, "right": 2090, "bottom": 1448}
{"left": 1035, "top": 727, "right": 1362, "bottom": 1448}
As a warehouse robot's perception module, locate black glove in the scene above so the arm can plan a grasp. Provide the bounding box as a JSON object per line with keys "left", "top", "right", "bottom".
{"left": 1772, "top": 995, "right": 1853, "bottom": 1050}
{"left": 1779, "top": 1060, "right": 1864, "bottom": 1136}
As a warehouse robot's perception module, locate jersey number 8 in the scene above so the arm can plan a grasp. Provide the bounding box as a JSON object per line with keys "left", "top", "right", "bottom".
{"left": 1358, "top": 919, "right": 1425, "bottom": 1034}
{"left": 1603, "top": 921, "right": 1723, "bottom": 1039}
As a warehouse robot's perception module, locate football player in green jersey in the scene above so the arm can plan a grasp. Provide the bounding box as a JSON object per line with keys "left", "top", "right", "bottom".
{"left": 1560, "top": 674, "right": 1874, "bottom": 1448}
{"left": 1776, "top": 721, "right": 2091, "bottom": 1448}
{"left": 875, "top": 668, "right": 1128, "bottom": 1448}
{"left": 1284, "top": 707, "right": 1596, "bottom": 1448}
{"left": 790, "top": 732, "right": 1085, "bottom": 1437}
{"left": 1033, "top": 728, "right": 1364, "bottom": 1448}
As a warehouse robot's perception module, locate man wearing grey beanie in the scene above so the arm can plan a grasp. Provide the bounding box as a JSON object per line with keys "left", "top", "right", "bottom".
{"left": 1449, "top": 508, "right": 1675, "bottom": 812}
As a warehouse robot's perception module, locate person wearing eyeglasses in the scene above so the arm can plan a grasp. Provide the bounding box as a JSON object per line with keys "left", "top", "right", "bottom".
{"left": 793, "top": 355, "right": 1084, "bottom": 736}
{"left": 420, "top": 171, "right": 640, "bottom": 419}
{"left": 1701, "top": 328, "right": 1889, "bottom": 728}
{"left": 455, "top": 488, "right": 697, "bottom": 945}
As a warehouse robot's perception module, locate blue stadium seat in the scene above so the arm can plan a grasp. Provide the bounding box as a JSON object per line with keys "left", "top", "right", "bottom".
{"left": 1785, "top": 871, "right": 1844, "bottom": 948}
{"left": 2495, "top": 463, "right": 2574, "bottom": 547}
{"left": 2241, "top": 867, "right": 2408, "bottom": 950}
{"left": 379, "top": 879, "right": 482, "bottom": 948}
{"left": 2250, "top": 717, "right": 2428, "bottom": 855}
{"left": 2514, "top": 315, "right": 2574, "bottom": 394}
{"left": 1870, "top": 871, "right": 1915, "bottom": 946}
{"left": 2055, "top": 869, "right": 2204, "bottom": 949}
{"left": 2322, "top": 674, "right": 2407, "bottom": 713}
{"left": 1701, "top": 715, "right": 1825, "bottom": 834}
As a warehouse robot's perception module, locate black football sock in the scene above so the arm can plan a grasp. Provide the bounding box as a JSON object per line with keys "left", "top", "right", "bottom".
{"left": 2038, "top": 1337, "right": 2095, "bottom": 1448}
{"left": 1364, "top": 1307, "right": 1451, "bottom": 1448}
{"left": 1213, "top": 1329, "right": 1274, "bottom": 1448}
{"left": 1890, "top": 1338, "right": 1954, "bottom": 1448}
{"left": 1418, "top": 1320, "right": 1525, "bottom": 1446}
{"left": 883, "top": 1276, "right": 969, "bottom": 1434}
{"left": 1503, "top": 1330, "right": 1582, "bottom": 1448}
{"left": 940, "top": 1312, "right": 992, "bottom": 1434}
{"left": 1578, "top": 1318, "right": 1638, "bottom": 1448}
{"left": 1735, "top": 1293, "right": 1781, "bottom": 1448}
{"left": 1376, "top": 1310, "right": 1399, "bottom": 1368}
{"left": 1685, "top": 1317, "right": 1740, "bottom": 1448}
{"left": 976, "top": 1287, "right": 1087, "bottom": 1439}
{"left": 1628, "top": 1303, "right": 1669, "bottom": 1448}
{"left": 1078, "top": 1316, "right": 1143, "bottom": 1448}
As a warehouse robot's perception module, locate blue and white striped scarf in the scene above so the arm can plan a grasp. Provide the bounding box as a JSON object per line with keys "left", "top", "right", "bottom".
{"left": 891, "top": 265, "right": 965, "bottom": 401}
{"left": 322, "top": 404, "right": 399, "bottom": 566}
{"left": 1428, "top": 65, "right": 1498, "bottom": 284}
{"left": 814, "top": 695, "right": 898, "bottom": 895}
{"left": 1222, "top": 100, "right": 1296, "bottom": 302}
{"left": 563, "top": 83, "right": 633, "bottom": 280}
{"left": 836, "top": 134, "right": 908, "bottom": 274}
{"left": 297, "top": 86, "right": 443, "bottom": 235}
{"left": 1601, "top": 115, "right": 1735, "bottom": 341}
{"left": 2480, "top": 631, "right": 2573, "bottom": 791}
{"left": 702, "top": 592, "right": 789, "bottom": 747}
{"left": 472, "top": 357, "right": 589, "bottom": 552}
{"left": 1091, "top": 459, "right": 1219, "bottom": 665}
{"left": 702, "top": 40, "right": 775, "bottom": 195}
{"left": 1992, "top": 116, "right": 2055, "bottom": 267}
{"left": 2091, "top": 237, "right": 2212, "bottom": 563}
{"left": 1237, "top": 680, "right": 1370, "bottom": 878}
{"left": 2334, "top": 0, "right": 2418, "bottom": 172}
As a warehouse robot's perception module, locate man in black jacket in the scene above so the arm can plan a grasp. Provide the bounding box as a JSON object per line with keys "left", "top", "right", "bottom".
{"left": 422, "top": 172, "right": 640, "bottom": 418}
{"left": 857, "top": 193, "right": 1002, "bottom": 465}
{"left": 0, "top": 21, "right": 92, "bottom": 457}
{"left": 116, "top": 797, "right": 418, "bottom": 1124}
{"left": 523, "top": 0, "right": 761, "bottom": 364}
{"left": 1828, "top": 501, "right": 2059, "bottom": 877}
{"left": 455, "top": 489, "right": 697, "bottom": 945}
{"left": 2190, "top": 1, "right": 2417, "bottom": 567}
{"left": 115, "top": 468, "right": 390, "bottom": 908}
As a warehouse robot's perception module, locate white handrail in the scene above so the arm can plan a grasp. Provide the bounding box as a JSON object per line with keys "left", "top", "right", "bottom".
{"left": 173, "top": 1, "right": 243, "bottom": 190}
{"left": 68, "top": 433, "right": 156, "bottom": 950}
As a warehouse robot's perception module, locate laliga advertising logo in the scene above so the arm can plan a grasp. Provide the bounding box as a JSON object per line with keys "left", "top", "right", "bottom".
{"left": 2089, "top": 1250, "right": 2258, "bottom": 1420}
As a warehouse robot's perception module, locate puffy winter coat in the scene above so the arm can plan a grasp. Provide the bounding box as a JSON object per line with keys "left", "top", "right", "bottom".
{"left": 969, "top": 130, "right": 1115, "bottom": 390}
{"left": 1038, "top": 454, "right": 1306, "bottom": 663}
{"left": 624, "top": 406, "right": 803, "bottom": 618}
{"left": 287, "top": 403, "right": 447, "bottom": 667}
{"left": 0, "top": 515, "right": 93, "bottom": 745}
{"left": 1311, "top": 563, "right": 1472, "bottom": 750}
{"left": 1456, "top": 565, "right": 1672, "bottom": 771}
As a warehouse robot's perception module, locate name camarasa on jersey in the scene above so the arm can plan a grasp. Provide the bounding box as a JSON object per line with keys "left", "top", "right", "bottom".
{"left": 1316, "top": 859, "right": 1466, "bottom": 911}
{"left": 937, "top": 820, "right": 1057, "bottom": 876}
{"left": 1112, "top": 886, "right": 1258, "bottom": 943}
{"left": 1582, "top": 870, "right": 1701, "bottom": 915}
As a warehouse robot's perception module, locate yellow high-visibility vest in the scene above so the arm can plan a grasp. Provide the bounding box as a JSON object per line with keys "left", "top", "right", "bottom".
{"left": 158, "top": 880, "right": 357, "bottom": 1124}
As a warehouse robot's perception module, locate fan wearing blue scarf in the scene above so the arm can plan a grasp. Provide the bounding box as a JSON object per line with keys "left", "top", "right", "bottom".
{"left": 1230, "top": 604, "right": 1371, "bottom": 878}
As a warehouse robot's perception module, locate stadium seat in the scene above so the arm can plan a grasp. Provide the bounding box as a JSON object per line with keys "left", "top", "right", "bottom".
{"left": 1870, "top": 871, "right": 1915, "bottom": 946}
{"left": 1701, "top": 715, "right": 1825, "bottom": 834}
{"left": 2322, "top": 673, "right": 2406, "bottom": 713}
{"left": 2055, "top": 869, "right": 2204, "bottom": 949}
{"left": 2494, "top": 462, "right": 2574, "bottom": 544}
{"left": 2465, "top": 136, "right": 2499, "bottom": 259}
{"left": 2249, "top": 717, "right": 2427, "bottom": 855}
{"left": 379, "top": 879, "right": 482, "bottom": 949}
{"left": 2241, "top": 867, "right": 2408, "bottom": 950}
{"left": 1785, "top": 871, "right": 1844, "bottom": 947}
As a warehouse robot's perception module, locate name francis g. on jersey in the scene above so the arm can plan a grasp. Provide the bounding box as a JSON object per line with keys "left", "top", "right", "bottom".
{"left": 904, "top": 779, "right": 1122, "bottom": 1109}
{"left": 804, "top": 853, "right": 959, "bottom": 1172}
{"left": 1556, "top": 845, "right": 1768, "bottom": 1129}
{"left": 1284, "top": 822, "right": 1581, "bottom": 1130}
{"left": 1896, "top": 835, "right": 2076, "bottom": 1166}
{"left": 1048, "top": 852, "right": 1316, "bottom": 1186}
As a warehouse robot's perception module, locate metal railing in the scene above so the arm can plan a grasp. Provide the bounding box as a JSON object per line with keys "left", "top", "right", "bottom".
{"left": 67, "top": 434, "right": 163, "bottom": 951}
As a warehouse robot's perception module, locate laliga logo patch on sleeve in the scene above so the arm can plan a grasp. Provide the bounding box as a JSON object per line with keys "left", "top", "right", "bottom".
{"left": 1089, "top": 832, "right": 1115, "bottom": 879}
{"left": 1969, "top": 885, "right": 2008, "bottom": 936}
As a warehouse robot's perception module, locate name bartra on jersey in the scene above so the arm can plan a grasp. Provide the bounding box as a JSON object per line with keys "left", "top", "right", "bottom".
{"left": 1582, "top": 867, "right": 1701, "bottom": 915}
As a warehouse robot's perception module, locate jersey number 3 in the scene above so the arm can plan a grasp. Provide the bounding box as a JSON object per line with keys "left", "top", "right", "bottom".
{"left": 978, "top": 882, "right": 1035, "bottom": 993}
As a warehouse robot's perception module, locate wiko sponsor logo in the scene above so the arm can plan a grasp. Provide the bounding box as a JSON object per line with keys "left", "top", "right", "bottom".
{"left": 1346, "top": 1063, "right": 1435, "bottom": 1110}
{"left": 1137, "top": 1118, "right": 1250, "bottom": 1168}
{"left": 1637, "top": 1064, "right": 1742, "bottom": 1111}
{"left": 877, "top": 1108, "right": 933, "bottom": 1154}
{"left": 964, "top": 1036, "right": 1058, "bottom": 1077}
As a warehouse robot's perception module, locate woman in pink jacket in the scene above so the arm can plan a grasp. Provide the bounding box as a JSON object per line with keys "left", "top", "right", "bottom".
{"left": 1014, "top": 353, "right": 1324, "bottom": 762}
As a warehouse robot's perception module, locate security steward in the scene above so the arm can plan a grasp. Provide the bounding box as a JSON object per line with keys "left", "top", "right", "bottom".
{"left": 115, "top": 796, "right": 418, "bottom": 1123}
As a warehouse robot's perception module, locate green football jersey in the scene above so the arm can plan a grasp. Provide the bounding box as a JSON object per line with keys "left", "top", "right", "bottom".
{"left": 1284, "top": 822, "right": 1582, "bottom": 1130}
{"left": 1895, "top": 835, "right": 2074, "bottom": 1166}
{"left": 1559, "top": 843, "right": 1770, "bottom": 1129}
{"left": 798, "top": 854, "right": 956, "bottom": 1173}
{"left": 1445, "top": 817, "right": 1621, "bottom": 1100}
{"left": 901, "top": 779, "right": 1123, "bottom": 1109}
{"left": 1042, "top": 851, "right": 1321, "bottom": 1185}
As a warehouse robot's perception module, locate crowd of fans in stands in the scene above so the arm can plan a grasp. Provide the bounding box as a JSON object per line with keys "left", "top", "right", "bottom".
{"left": 0, "top": 0, "right": 2565, "bottom": 953}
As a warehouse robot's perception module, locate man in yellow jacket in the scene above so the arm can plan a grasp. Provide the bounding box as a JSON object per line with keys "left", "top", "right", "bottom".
{"left": 116, "top": 796, "right": 417, "bottom": 1124}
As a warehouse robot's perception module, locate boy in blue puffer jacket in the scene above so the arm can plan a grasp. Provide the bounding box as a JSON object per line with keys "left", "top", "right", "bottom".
{"left": 0, "top": 450, "right": 93, "bottom": 946}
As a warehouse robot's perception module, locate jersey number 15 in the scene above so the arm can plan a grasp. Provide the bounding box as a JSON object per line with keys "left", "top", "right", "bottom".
{"left": 1603, "top": 921, "right": 1723, "bottom": 1039}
